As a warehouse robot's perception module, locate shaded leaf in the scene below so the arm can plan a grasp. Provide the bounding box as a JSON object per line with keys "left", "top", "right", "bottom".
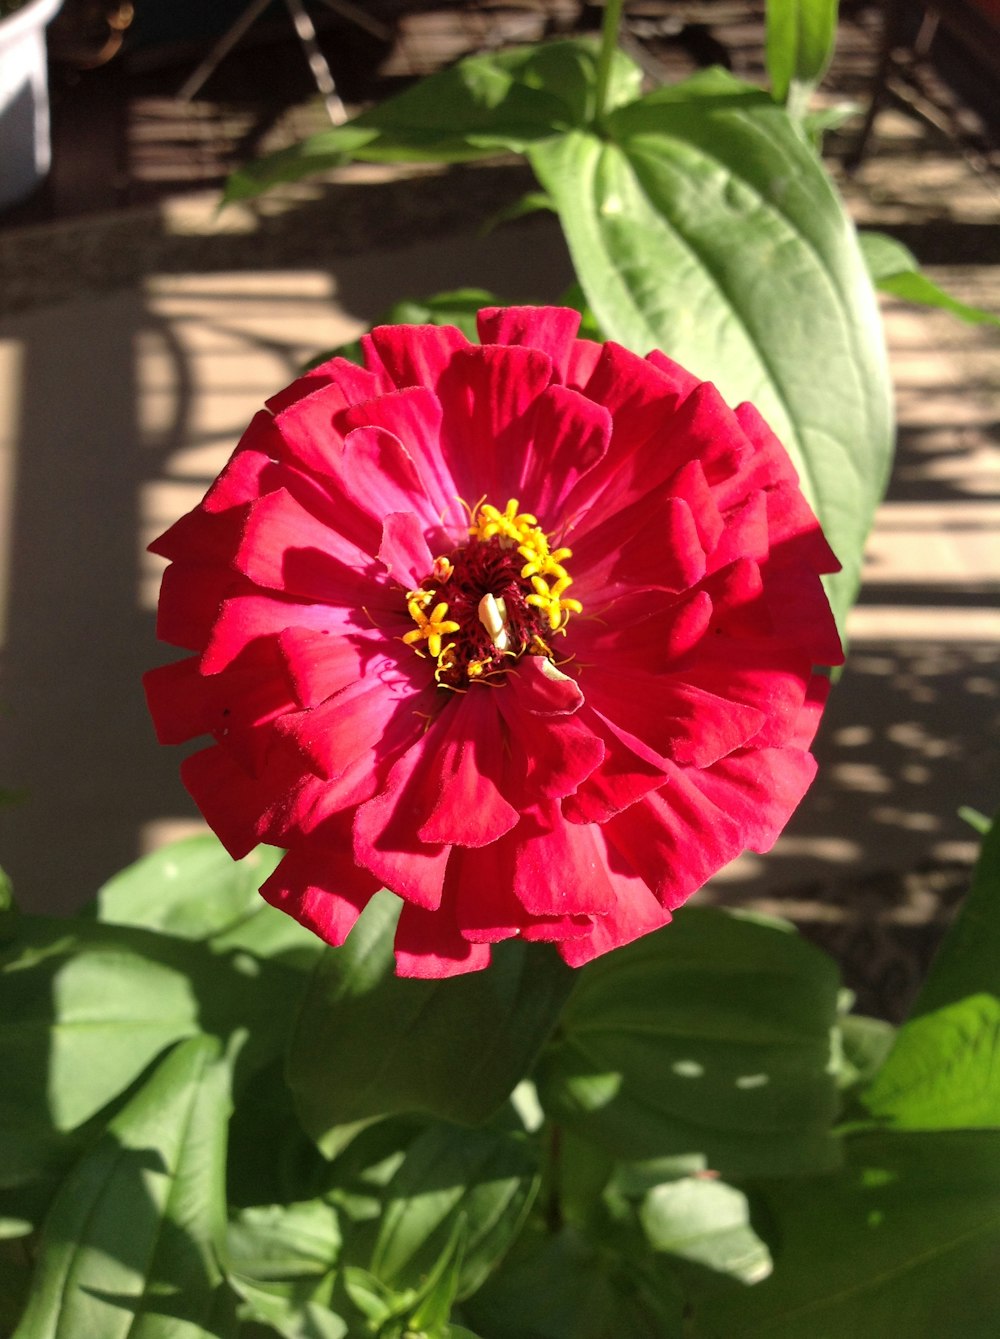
{"left": 228, "top": 1200, "right": 341, "bottom": 1281}
{"left": 463, "top": 1222, "right": 685, "bottom": 1339}
{"left": 528, "top": 68, "right": 893, "bottom": 632}
{"left": 287, "top": 892, "right": 574, "bottom": 1153}
{"left": 693, "top": 1130, "right": 1000, "bottom": 1337}
{"left": 535, "top": 908, "right": 842, "bottom": 1176}
{"left": 480, "top": 190, "right": 556, "bottom": 236}
{"left": 12, "top": 1036, "right": 238, "bottom": 1339}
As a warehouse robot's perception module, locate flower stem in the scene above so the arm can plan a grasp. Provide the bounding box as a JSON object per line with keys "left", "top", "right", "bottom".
{"left": 593, "top": 0, "right": 625, "bottom": 127}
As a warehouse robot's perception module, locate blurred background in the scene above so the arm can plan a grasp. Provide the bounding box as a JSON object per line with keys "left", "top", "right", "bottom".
{"left": 0, "top": 0, "right": 998, "bottom": 1019}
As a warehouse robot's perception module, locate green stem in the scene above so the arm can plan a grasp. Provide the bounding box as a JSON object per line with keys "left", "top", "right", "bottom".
{"left": 593, "top": 0, "right": 625, "bottom": 127}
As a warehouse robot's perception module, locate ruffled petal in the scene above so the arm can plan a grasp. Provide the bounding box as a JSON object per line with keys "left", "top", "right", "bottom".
{"left": 414, "top": 691, "right": 520, "bottom": 848}
{"left": 352, "top": 734, "right": 451, "bottom": 911}
{"left": 435, "top": 344, "right": 555, "bottom": 504}
{"left": 342, "top": 386, "right": 459, "bottom": 528}
{"left": 259, "top": 835, "right": 380, "bottom": 946}
{"left": 497, "top": 678, "right": 605, "bottom": 805}
{"left": 363, "top": 322, "right": 471, "bottom": 393}
{"left": 518, "top": 385, "right": 611, "bottom": 525}
{"left": 511, "top": 804, "right": 617, "bottom": 918}
{"left": 378, "top": 511, "right": 435, "bottom": 590}
{"left": 476, "top": 305, "right": 581, "bottom": 381}
{"left": 393, "top": 886, "right": 492, "bottom": 978}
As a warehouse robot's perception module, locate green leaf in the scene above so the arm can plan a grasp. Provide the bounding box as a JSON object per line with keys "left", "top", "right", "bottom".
{"left": 693, "top": 1130, "right": 1000, "bottom": 1337}
{"left": 0, "top": 1237, "right": 33, "bottom": 1338}
{"left": 0, "top": 862, "right": 16, "bottom": 951}
{"left": 230, "top": 1276, "right": 347, "bottom": 1339}
{"left": 12, "top": 1036, "right": 238, "bottom": 1339}
{"left": 535, "top": 908, "right": 842, "bottom": 1177}
{"left": 403, "top": 1213, "right": 466, "bottom": 1336}
{"left": 640, "top": 1176, "right": 772, "bottom": 1285}
{"left": 226, "top": 1200, "right": 345, "bottom": 1339}
{"left": 833, "top": 1011, "right": 896, "bottom": 1092}
{"left": 959, "top": 806, "right": 991, "bottom": 835}
{"left": 228, "top": 1200, "right": 341, "bottom": 1281}
{"left": 371, "top": 1123, "right": 539, "bottom": 1299}
{"left": 480, "top": 190, "right": 556, "bottom": 236}
{"left": 95, "top": 834, "right": 324, "bottom": 964}
{"left": 860, "top": 812, "right": 1000, "bottom": 1130}
{"left": 859, "top": 230, "right": 1000, "bottom": 327}
{"left": 0, "top": 916, "right": 308, "bottom": 1187}
{"left": 528, "top": 69, "right": 894, "bottom": 634}
{"left": 463, "top": 1223, "right": 685, "bottom": 1339}
{"left": 287, "top": 892, "right": 574, "bottom": 1153}
{"left": 766, "top": 0, "right": 840, "bottom": 110}
{"left": 225, "top": 39, "right": 641, "bottom": 202}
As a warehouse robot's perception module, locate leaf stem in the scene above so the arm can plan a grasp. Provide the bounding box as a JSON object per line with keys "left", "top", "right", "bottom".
{"left": 593, "top": 0, "right": 625, "bottom": 126}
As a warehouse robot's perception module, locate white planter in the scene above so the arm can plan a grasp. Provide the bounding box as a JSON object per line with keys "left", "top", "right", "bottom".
{"left": 0, "top": 0, "right": 64, "bottom": 211}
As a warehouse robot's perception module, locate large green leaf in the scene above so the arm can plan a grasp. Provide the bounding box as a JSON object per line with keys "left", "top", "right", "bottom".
{"left": 528, "top": 68, "right": 894, "bottom": 633}
{"left": 95, "top": 834, "right": 323, "bottom": 964}
{"left": 225, "top": 39, "right": 641, "bottom": 202}
{"left": 765, "top": 0, "right": 840, "bottom": 109}
{"left": 12, "top": 1036, "right": 238, "bottom": 1339}
{"left": 371, "top": 1123, "right": 539, "bottom": 1299}
{"left": 860, "top": 811, "right": 1000, "bottom": 1129}
{"left": 287, "top": 892, "right": 574, "bottom": 1154}
{"left": 693, "top": 1130, "right": 1000, "bottom": 1337}
{"left": 535, "top": 908, "right": 842, "bottom": 1177}
{"left": 0, "top": 916, "right": 307, "bottom": 1186}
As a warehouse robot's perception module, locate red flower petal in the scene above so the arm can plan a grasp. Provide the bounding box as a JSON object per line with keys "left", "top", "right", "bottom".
{"left": 260, "top": 837, "right": 379, "bottom": 946}
{"left": 147, "top": 305, "right": 843, "bottom": 977}
{"left": 476, "top": 304, "right": 581, "bottom": 381}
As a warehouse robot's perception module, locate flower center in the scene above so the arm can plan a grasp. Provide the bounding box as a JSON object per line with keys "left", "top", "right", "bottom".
{"left": 402, "top": 498, "right": 582, "bottom": 689}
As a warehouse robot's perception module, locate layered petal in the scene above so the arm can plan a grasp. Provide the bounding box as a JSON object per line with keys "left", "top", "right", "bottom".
{"left": 147, "top": 305, "right": 842, "bottom": 978}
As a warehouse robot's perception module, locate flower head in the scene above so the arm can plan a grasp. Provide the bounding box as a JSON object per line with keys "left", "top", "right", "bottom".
{"left": 146, "top": 307, "right": 842, "bottom": 977}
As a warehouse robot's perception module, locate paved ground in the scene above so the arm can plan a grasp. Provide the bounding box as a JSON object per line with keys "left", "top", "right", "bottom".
{"left": 0, "top": 4, "right": 997, "bottom": 1017}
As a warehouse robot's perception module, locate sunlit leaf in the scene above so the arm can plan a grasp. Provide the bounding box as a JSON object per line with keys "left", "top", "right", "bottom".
{"left": 766, "top": 0, "right": 840, "bottom": 110}
{"left": 861, "top": 811, "right": 1000, "bottom": 1129}
{"left": 225, "top": 40, "right": 641, "bottom": 202}
{"left": 640, "top": 1176, "right": 772, "bottom": 1285}
{"left": 12, "top": 1037, "right": 238, "bottom": 1339}
{"left": 528, "top": 69, "right": 893, "bottom": 633}
{"left": 535, "top": 907, "right": 842, "bottom": 1176}
{"left": 859, "top": 230, "right": 1000, "bottom": 327}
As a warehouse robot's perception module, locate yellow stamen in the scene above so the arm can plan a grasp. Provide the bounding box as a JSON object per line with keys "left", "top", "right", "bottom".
{"left": 403, "top": 597, "right": 460, "bottom": 659}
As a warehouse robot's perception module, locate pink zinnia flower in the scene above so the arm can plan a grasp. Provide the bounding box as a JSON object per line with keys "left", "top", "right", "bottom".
{"left": 146, "top": 306, "right": 842, "bottom": 978}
